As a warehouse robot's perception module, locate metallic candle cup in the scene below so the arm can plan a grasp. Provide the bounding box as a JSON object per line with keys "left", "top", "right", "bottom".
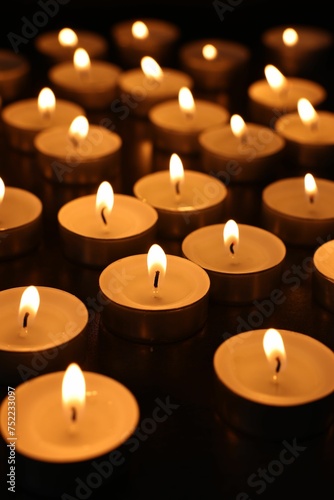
{"left": 313, "top": 240, "right": 334, "bottom": 313}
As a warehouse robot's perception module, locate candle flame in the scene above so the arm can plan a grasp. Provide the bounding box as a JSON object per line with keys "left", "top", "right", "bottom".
{"left": 0, "top": 177, "right": 5, "bottom": 205}
{"left": 58, "top": 28, "right": 78, "bottom": 47}
{"left": 178, "top": 87, "right": 196, "bottom": 119}
{"left": 147, "top": 244, "right": 167, "bottom": 294}
{"left": 62, "top": 363, "right": 86, "bottom": 428}
{"left": 18, "top": 286, "right": 40, "bottom": 334}
{"left": 169, "top": 153, "right": 184, "bottom": 199}
{"left": 263, "top": 328, "right": 287, "bottom": 378}
{"left": 140, "top": 56, "right": 163, "bottom": 83}
{"left": 68, "top": 115, "right": 89, "bottom": 147}
{"left": 304, "top": 173, "right": 318, "bottom": 204}
{"left": 96, "top": 181, "right": 114, "bottom": 226}
{"left": 74, "top": 48, "right": 91, "bottom": 77}
{"left": 38, "top": 87, "right": 56, "bottom": 120}
{"left": 297, "top": 98, "right": 319, "bottom": 130}
{"left": 264, "top": 64, "right": 288, "bottom": 95}
{"left": 282, "top": 27, "right": 299, "bottom": 47}
{"left": 202, "top": 43, "right": 218, "bottom": 61}
{"left": 132, "top": 21, "right": 149, "bottom": 39}
{"left": 223, "top": 219, "right": 239, "bottom": 256}
{"left": 230, "top": 114, "right": 248, "bottom": 143}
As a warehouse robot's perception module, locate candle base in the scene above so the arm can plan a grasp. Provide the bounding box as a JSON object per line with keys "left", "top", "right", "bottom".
{"left": 313, "top": 266, "right": 334, "bottom": 314}
{"left": 0, "top": 216, "right": 42, "bottom": 261}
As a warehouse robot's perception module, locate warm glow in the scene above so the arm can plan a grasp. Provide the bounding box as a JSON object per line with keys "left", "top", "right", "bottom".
{"left": 263, "top": 328, "right": 287, "bottom": 375}
{"left": 140, "top": 56, "right": 163, "bottom": 83}
{"left": 62, "top": 363, "right": 86, "bottom": 426}
{"left": 202, "top": 43, "right": 218, "bottom": 60}
{"left": 58, "top": 28, "right": 78, "bottom": 47}
{"left": 282, "top": 28, "right": 299, "bottom": 47}
{"left": 96, "top": 181, "right": 114, "bottom": 225}
{"left": 38, "top": 87, "right": 56, "bottom": 119}
{"left": 264, "top": 64, "right": 288, "bottom": 94}
{"left": 74, "top": 48, "right": 91, "bottom": 76}
{"left": 68, "top": 115, "right": 89, "bottom": 147}
{"left": 230, "top": 114, "right": 247, "bottom": 142}
{"left": 297, "top": 98, "right": 319, "bottom": 130}
{"left": 304, "top": 173, "right": 318, "bottom": 204}
{"left": 131, "top": 21, "right": 149, "bottom": 39}
{"left": 169, "top": 153, "right": 184, "bottom": 198}
{"left": 178, "top": 87, "right": 196, "bottom": 119}
{"left": 223, "top": 219, "right": 239, "bottom": 256}
{"left": 147, "top": 244, "right": 167, "bottom": 293}
{"left": 0, "top": 177, "right": 4, "bottom": 205}
{"left": 18, "top": 286, "right": 40, "bottom": 331}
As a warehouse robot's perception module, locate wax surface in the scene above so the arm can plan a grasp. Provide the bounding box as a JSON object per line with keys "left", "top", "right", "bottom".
{"left": 182, "top": 223, "right": 285, "bottom": 274}
{"left": 262, "top": 25, "right": 333, "bottom": 52}
{"left": 275, "top": 111, "right": 334, "bottom": 143}
{"left": 314, "top": 240, "right": 334, "bottom": 279}
{"left": 49, "top": 61, "right": 121, "bottom": 92}
{"left": 58, "top": 194, "right": 158, "bottom": 239}
{"left": 180, "top": 38, "right": 250, "bottom": 69}
{"left": 0, "top": 286, "right": 88, "bottom": 351}
{"left": 99, "top": 253, "right": 210, "bottom": 310}
{"left": 262, "top": 177, "right": 334, "bottom": 219}
{"left": 112, "top": 18, "right": 180, "bottom": 47}
{"left": 0, "top": 371, "right": 139, "bottom": 462}
{"left": 214, "top": 329, "right": 334, "bottom": 406}
{"left": 133, "top": 170, "right": 227, "bottom": 211}
{"left": 35, "top": 30, "right": 108, "bottom": 60}
{"left": 0, "top": 187, "right": 42, "bottom": 229}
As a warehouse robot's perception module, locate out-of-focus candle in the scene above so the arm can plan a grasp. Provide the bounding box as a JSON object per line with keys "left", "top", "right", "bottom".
{"left": 313, "top": 239, "right": 334, "bottom": 313}
{"left": 0, "top": 49, "right": 30, "bottom": 103}
{"left": 213, "top": 328, "right": 334, "bottom": 439}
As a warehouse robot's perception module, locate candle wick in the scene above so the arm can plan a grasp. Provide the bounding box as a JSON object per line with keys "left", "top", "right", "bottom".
{"left": 71, "top": 406, "right": 77, "bottom": 422}
{"left": 153, "top": 270, "right": 160, "bottom": 289}
{"left": 309, "top": 194, "right": 315, "bottom": 204}
{"left": 275, "top": 356, "right": 281, "bottom": 373}
{"left": 70, "top": 136, "right": 79, "bottom": 149}
{"left": 101, "top": 207, "right": 108, "bottom": 225}
{"left": 175, "top": 181, "right": 180, "bottom": 197}
{"left": 23, "top": 312, "right": 29, "bottom": 329}
{"left": 229, "top": 242, "right": 235, "bottom": 255}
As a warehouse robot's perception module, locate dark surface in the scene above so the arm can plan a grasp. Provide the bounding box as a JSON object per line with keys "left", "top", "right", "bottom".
{"left": 0, "top": 2, "right": 334, "bottom": 499}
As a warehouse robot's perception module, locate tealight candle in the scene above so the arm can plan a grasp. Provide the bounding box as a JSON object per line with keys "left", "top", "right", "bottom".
{"left": 48, "top": 48, "right": 121, "bottom": 111}
{"left": 133, "top": 153, "right": 228, "bottom": 239}
{"left": 1, "top": 87, "right": 85, "bottom": 153}
{"left": 261, "top": 25, "right": 333, "bottom": 77}
{"left": 34, "top": 27, "right": 109, "bottom": 63}
{"left": 110, "top": 18, "right": 180, "bottom": 68}
{"left": 247, "top": 64, "right": 327, "bottom": 127}
{"left": 178, "top": 37, "right": 251, "bottom": 92}
{"left": 274, "top": 98, "right": 334, "bottom": 171}
{"left": 262, "top": 174, "right": 334, "bottom": 246}
{"left": 0, "top": 363, "right": 139, "bottom": 497}
{"left": 116, "top": 56, "right": 193, "bottom": 118}
{"left": 213, "top": 328, "right": 334, "bottom": 440}
{"left": 0, "top": 49, "right": 30, "bottom": 103}
{"left": 58, "top": 181, "right": 158, "bottom": 267}
{"left": 0, "top": 179, "right": 43, "bottom": 260}
{"left": 0, "top": 286, "right": 88, "bottom": 385}
{"left": 181, "top": 220, "right": 286, "bottom": 304}
{"left": 99, "top": 243, "right": 210, "bottom": 344}
{"left": 34, "top": 115, "right": 122, "bottom": 184}
{"left": 198, "top": 113, "right": 286, "bottom": 182}
{"left": 148, "top": 86, "right": 230, "bottom": 154}
{"left": 313, "top": 240, "right": 334, "bottom": 314}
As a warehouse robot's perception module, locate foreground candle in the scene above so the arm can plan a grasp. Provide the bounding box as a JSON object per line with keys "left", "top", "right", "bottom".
{"left": 198, "top": 113, "right": 286, "bottom": 182}
{"left": 0, "top": 179, "right": 43, "bottom": 259}
{"left": 148, "top": 86, "right": 230, "bottom": 154}
{"left": 0, "top": 49, "right": 30, "bottom": 103}
{"left": 247, "top": 64, "right": 327, "bottom": 127}
{"left": 99, "top": 243, "right": 210, "bottom": 343}
{"left": 313, "top": 240, "right": 334, "bottom": 314}
{"left": 213, "top": 328, "right": 334, "bottom": 439}
{"left": 58, "top": 181, "right": 158, "bottom": 267}
{"left": 182, "top": 220, "right": 286, "bottom": 304}
{"left": 0, "top": 363, "right": 139, "bottom": 497}
{"left": 34, "top": 115, "right": 122, "bottom": 184}
{"left": 0, "top": 286, "right": 88, "bottom": 385}
{"left": 262, "top": 174, "right": 334, "bottom": 246}
{"left": 133, "top": 153, "right": 228, "bottom": 239}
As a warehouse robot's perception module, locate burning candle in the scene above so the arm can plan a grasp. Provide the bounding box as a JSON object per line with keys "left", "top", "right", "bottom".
{"left": 99, "top": 243, "right": 210, "bottom": 343}
{"left": 34, "top": 114, "right": 122, "bottom": 184}
{"left": 313, "top": 239, "right": 334, "bottom": 314}
{"left": 148, "top": 86, "right": 230, "bottom": 154}
{"left": 0, "top": 286, "right": 89, "bottom": 385}
{"left": 247, "top": 64, "right": 327, "bottom": 127}
{"left": 274, "top": 97, "right": 334, "bottom": 171}
{"left": 213, "top": 328, "right": 334, "bottom": 439}
{"left": 58, "top": 181, "right": 158, "bottom": 267}
{"left": 0, "top": 49, "right": 30, "bottom": 103}
{"left": 115, "top": 56, "right": 193, "bottom": 117}
{"left": 0, "top": 363, "right": 139, "bottom": 497}
{"left": 133, "top": 153, "right": 228, "bottom": 239}
{"left": 182, "top": 220, "right": 286, "bottom": 304}
{"left": 198, "top": 112, "right": 286, "bottom": 182}
{"left": 1, "top": 87, "right": 85, "bottom": 152}
{"left": 262, "top": 174, "right": 334, "bottom": 246}
{"left": 0, "top": 178, "right": 42, "bottom": 259}
{"left": 48, "top": 48, "right": 121, "bottom": 110}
